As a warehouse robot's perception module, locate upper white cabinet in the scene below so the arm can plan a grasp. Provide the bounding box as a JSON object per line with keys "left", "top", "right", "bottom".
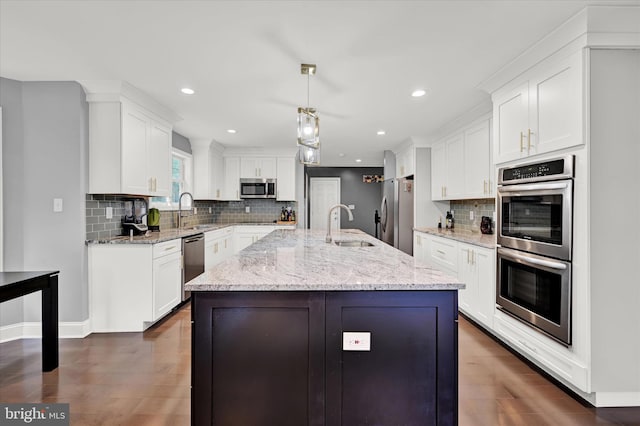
{"left": 493, "top": 50, "right": 584, "bottom": 164}
{"left": 85, "top": 82, "right": 178, "bottom": 197}
{"left": 463, "top": 120, "right": 493, "bottom": 198}
{"left": 395, "top": 145, "right": 415, "bottom": 178}
{"left": 241, "top": 157, "right": 277, "bottom": 179}
{"left": 192, "top": 141, "right": 225, "bottom": 200}
{"left": 223, "top": 156, "right": 241, "bottom": 200}
{"left": 276, "top": 157, "right": 296, "bottom": 201}
{"left": 431, "top": 117, "right": 493, "bottom": 201}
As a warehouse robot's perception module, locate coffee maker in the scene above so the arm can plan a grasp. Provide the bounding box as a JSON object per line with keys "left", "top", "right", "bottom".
{"left": 122, "top": 198, "right": 149, "bottom": 235}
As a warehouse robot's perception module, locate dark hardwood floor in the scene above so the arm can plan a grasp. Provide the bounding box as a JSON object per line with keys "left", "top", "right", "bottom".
{"left": 1, "top": 303, "right": 639, "bottom": 425}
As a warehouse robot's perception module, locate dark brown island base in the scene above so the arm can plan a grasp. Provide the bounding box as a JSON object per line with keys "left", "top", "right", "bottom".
{"left": 187, "top": 229, "right": 463, "bottom": 426}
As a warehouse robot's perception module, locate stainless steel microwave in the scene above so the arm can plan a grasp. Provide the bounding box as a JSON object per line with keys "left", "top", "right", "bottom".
{"left": 240, "top": 178, "right": 276, "bottom": 199}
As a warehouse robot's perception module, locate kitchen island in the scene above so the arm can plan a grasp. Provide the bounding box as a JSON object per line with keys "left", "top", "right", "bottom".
{"left": 186, "top": 229, "right": 463, "bottom": 426}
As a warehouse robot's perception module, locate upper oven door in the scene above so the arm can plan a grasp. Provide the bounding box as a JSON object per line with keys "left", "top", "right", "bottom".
{"left": 497, "top": 179, "right": 573, "bottom": 260}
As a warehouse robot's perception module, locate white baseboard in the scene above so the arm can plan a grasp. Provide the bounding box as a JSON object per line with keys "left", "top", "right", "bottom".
{"left": 0, "top": 320, "right": 91, "bottom": 343}
{"left": 594, "top": 392, "right": 640, "bottom": 407}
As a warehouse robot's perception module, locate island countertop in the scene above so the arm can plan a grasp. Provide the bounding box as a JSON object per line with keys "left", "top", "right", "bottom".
{"left": 186, "top": 228, "right": 463, "bottom": 292}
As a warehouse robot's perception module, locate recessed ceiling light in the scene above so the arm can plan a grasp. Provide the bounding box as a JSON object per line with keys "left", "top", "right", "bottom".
{"left": 355, "top": 159, "right": 362, "bottom": 163}
{"left": 227, "top": 129, "right": 237, "bottom": 134}
{"left": 338, "top": 153, "right": 345, "bottom": 157}
{"left": 411, "top": 89, "right": 427, "bottom": 97}
{"left": 377, "top": 130, "right": 386, "bottom": 136}
{"left": 181, "top": 87, "right": 195, "bottom": 95}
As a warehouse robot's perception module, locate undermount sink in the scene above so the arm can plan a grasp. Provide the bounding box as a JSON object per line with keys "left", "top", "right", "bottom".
{"left": 333, "top": 240, "right": 374, "bottom": 247}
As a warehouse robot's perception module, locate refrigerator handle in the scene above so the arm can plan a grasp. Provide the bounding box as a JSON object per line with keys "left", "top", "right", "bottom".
{"left": 381, "top": 196, "right": 387, "bottom": 232}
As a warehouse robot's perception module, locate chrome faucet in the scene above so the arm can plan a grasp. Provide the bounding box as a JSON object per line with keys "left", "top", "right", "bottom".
{"left": 177, "top": 192, "right": 194, "bottom": 229}
{"left": 326, "top": 204, "right": 354, "bottom": 243}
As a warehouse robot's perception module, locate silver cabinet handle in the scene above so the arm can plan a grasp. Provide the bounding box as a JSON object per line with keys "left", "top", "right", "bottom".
{"left": 437, "top": 249, "right": 445, "bottom": 255}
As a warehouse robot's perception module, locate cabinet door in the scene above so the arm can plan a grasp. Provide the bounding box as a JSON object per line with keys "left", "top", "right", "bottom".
{"left": 445, "top": 133, "right": 465, "bottom": 199}
{"left": 235, "top": 234, "right": 255, "bottom": 252}
{"left": 474, "top": 247, "right": 496, "bottom": 329}
{"left": 152, "top": 251, "right": 181, "bottom": 321}
{"left": 431, "top": 143, "right": 446, "bottom": 201}
{"left": 326, "top": 291, "right": 458, "bottom": 426}
{"left": 530, "top": 50, "right": 583, "bottom": 156}
{"left": 493, "top": 82, "right": 529, "bottom": 164}
{"left": 240, "top": 157, "right": 259, "bottom": 178}
{"left": 223, "top": 157, "right": 241, "bottom": 200}
{"left": 457, "top": 245, "right": 475, "bottom": 314}
{"left": 191, "top": 292, "right": 325, "bottom": 426}
{"left": 259, "top": 157, "right": 277, "bottom": 178}
{"left": 121, "top": 105, "right": 150, "bottom": 195}
{"left": 149, "top": 121, "right": 171, "bottom": 196}
{"left": 464, "top": 120, "right": 492, "bottom": 199}
{"left": 276, "top": 157, "right": 297, "bottom": 201}
{"left": 211, "top": 150, "right": 224, "bottom": 200}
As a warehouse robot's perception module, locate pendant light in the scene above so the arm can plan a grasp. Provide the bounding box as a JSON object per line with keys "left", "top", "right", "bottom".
{"left": 298, "top": 63, "right": 320, "bottom": 164}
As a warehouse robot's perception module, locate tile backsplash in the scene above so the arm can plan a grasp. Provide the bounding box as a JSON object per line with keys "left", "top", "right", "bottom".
{"left": 86, "top": 194, "right": 297, "bottom": 240}
{"left": 448, "top": 198, "right": 496, "bottom": 232}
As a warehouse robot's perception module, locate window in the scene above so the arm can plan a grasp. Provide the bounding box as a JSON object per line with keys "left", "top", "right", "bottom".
{"left": 150, "top": 148, "right": 192, "bottom": 210}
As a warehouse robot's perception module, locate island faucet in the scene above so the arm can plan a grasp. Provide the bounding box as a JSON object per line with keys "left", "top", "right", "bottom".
{"left": 178, "top": 192, "right": 194, "bottom": 229}
{"left": 326, "top": 204, "right": 354, "bottom": 243}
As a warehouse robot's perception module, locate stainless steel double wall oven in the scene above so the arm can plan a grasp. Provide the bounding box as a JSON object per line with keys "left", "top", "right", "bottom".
{"left": 496, "top": 155, "right": 574, "bottom": 345}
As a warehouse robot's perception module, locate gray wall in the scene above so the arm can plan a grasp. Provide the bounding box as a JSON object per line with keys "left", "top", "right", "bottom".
{"left": 1, "top": 78, "right": 89, "bottom": 326}
{"left": 172, "top": 131, "right": 191, "bottom": 153}
{"left": 305, "top": 167, "right": 383, "bottom": 237}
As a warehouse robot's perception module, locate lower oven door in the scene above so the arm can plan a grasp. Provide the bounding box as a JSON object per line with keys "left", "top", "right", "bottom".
{"left": 496, "top": 247, "right": 572, "bottom": 345}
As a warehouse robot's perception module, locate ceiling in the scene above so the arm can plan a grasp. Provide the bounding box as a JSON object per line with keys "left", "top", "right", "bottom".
{"left": 0, "top": 0, "right": 631, "bottom": 166}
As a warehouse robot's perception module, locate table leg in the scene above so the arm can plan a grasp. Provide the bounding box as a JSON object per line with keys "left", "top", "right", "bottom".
{"left": 41, "top": 274, "right": 59, "bottom": 372}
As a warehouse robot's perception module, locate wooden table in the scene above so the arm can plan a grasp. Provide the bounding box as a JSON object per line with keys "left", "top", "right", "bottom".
{"left": 0, "top": 271, "right": 60, "bottom": 371}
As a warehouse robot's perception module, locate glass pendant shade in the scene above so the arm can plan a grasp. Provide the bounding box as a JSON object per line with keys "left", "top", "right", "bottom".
{"left": 297, "top": 107, "right": 319, "bottom": 147}
{"left": 299, "top": 144, "right": 320, "bottom": 165}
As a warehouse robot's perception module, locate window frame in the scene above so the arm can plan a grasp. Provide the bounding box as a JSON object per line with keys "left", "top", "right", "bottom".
{"left": 149, "top": 148, "right": 193, "bottom": 211}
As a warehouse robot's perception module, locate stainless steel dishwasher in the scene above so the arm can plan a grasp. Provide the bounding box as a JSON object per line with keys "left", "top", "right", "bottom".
{"left": 182, "top": 233, "right": 204, "bottom": 301}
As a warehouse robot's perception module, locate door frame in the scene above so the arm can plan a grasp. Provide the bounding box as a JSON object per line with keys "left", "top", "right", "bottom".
{"left": 309, "top": 177, "right": 341, "bottom": 231}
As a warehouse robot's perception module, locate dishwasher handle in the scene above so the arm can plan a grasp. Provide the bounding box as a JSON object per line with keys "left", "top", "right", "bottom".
{"left": 183, "top": 234, "right": 204, "bottom": 244}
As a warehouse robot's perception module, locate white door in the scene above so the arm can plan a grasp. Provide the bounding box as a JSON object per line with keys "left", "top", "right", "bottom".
{"left": 310, "top": 178, "right": 340, "bottom": 231}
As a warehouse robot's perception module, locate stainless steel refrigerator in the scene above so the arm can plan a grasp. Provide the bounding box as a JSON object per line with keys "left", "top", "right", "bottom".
{"left": 381, "top": 151, "right": 414, "bottom": 256}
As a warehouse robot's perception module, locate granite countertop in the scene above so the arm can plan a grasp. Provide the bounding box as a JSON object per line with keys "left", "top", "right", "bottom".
{"left": 86, "top": 222, "right": 296, "bottom": 245}
{"left": 186, "top": 229, "right": 463, "bottom": 292}
{"left": 414, "top": 227, "right": 497, "bottom": 249}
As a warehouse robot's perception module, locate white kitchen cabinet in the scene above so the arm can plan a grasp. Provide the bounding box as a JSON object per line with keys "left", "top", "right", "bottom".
{"left": 205, "top": 227, "right": 234, "bottom": 269}
{"left": 90, "top": 99, "right": 172, "bottom": 196}
{"left": 223, "top": 156, "right": 241, "bottom": 200}
{"left": 152, "top": 240, "right": 182, "bottom": 321}
{"left": 493, "top": 50, "right": 583, "bottom": 164}
{"left": 431, "top": 117, "right": 493, "bottom": 201}
{"left": 211, "top": 150, "right": 225, "bottom": 200}
{"left": 395, "top": 145, "right": 414, "bottom": 178}
{"left": 276, "top": 157, "right": 297, "bottom": 201}
{"left": 413, "top": 231, "right": 432, "bottom": 266}
{"left": 234, "top": 225, "right": 275, "bottom": 252}
{"left": 88, "top": 238, "right": 182, "bottom": 332}
{"left": 240, "top": 157, "right": 277, "bottom": 179}
{"left": 445, "top": 134, "right": 465, "bottom": 199}
{"left": 426, "top": 234, "right": 458, "bottom": 275}
{"left": 457, "top": 242, "right": 495, "bottom": 329}
{"left": 431, "top": 144, "right": 446, "bottom": 201}
{"left": 463, "top": 120, "right": 493, "bottom": 198}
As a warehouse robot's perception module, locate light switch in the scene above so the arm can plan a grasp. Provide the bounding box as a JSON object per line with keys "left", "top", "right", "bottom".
{"left": 343, "top": 332, "right": 371, "bottom": 351}
{"left": 106, "top": 207, "right": 113, "bottom": 219}
{"left": 53, "top": 198, "right": 63, "bottom": 212}
{"left": 245, "top": 206, "right": 250, "bottom": 213}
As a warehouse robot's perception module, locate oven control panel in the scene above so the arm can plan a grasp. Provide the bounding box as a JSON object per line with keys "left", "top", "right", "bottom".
{"left": 499, "top": 156, "right": 574, "bottom": 184}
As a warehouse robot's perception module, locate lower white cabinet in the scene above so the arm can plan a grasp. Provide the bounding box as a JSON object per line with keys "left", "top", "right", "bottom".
{"left": 414, "top": 232, "right": 495, "bottom": 329}
{"left": 89, "top": 239, "right": 182, "bottom": 332}
{"left": 152, "top": 241, "right": 182, "bottom": 321}
{"left": 457, "top": 242, "right": 495, "bottom": 329}
{"left": 205, "top": 227, "right": 234, "bottom": 270}
{"left": 234, "top": 225, "right": 275, "bottom": 252}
